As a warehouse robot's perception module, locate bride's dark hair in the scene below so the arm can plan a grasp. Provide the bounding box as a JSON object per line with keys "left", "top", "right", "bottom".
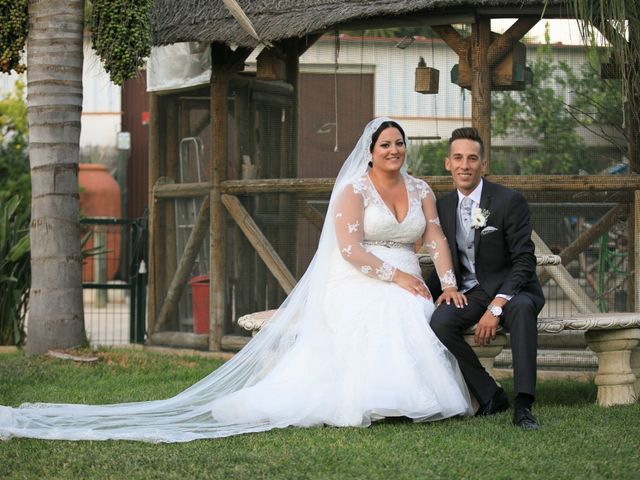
{"left": 369, "top": 120, "right": 406, "bottom": 153}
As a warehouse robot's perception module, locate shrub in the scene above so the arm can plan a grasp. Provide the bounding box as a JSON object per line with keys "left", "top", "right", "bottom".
{"left": 0, "top": 195, "right": 30, "bottom": 345}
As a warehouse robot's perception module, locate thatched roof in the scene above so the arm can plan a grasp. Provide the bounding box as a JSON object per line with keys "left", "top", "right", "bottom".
{"left": 151, "top": 0, "right": 568, "bottom": 47}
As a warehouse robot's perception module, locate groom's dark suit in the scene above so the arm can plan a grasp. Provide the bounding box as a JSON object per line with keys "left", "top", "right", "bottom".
{"left": 426, "top": 178, "right": 544, "bottom": 406}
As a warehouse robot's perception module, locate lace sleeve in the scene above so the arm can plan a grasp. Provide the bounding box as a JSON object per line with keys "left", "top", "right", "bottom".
{"left": 333, "top": 184, "right": 396, "bottom": 281}
{"left": 418, "top": 181, "right": 457, "bottom": 290}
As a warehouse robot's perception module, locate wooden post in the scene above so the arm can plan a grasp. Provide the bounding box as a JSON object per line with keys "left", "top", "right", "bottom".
{"left": 163, "top": 97, "right": 179, "bottom": 329}
{"left": 208, "top": 44, "right": 251, "bottom": 351}
{"left": 147, "top": 92, "right": 160, "bottom": 335}
{"left": 634, "top": 191, "right": 640, "bottom": 312}
{"left": 628, "top": 20, "right": 640, "bottom": 174}
{"left": 471, "top": 17, "right": 492, "bottom": 166}
{"left": 210, "top": 65, "right": 229, "bottom": 352}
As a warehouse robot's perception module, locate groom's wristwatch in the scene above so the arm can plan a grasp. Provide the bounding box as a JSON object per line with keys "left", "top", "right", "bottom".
{"left": 487, "top": 304, "right": 503, "bottom": 317}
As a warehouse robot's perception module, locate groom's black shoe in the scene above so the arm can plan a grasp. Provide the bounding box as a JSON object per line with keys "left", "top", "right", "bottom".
{"left": 512, "top": 408, "right": 540, "bottom": 430}
{"left": 475, "top": 388, "right": 510, "bottom": 416}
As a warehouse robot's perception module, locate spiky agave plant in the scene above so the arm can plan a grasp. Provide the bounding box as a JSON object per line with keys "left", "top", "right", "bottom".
{"left": 0, "top": 195, "right": 30, "bottom": 345}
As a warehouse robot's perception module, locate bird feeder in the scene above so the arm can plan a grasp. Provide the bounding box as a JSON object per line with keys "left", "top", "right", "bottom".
{"left": 256, "top": 47, "right": 287, "bottom": 81}
{"left": 415, "top": 57, "right": 439, "bottom": 94}
{"left": 451, "top": 37, "right": 531, "bottom": 91}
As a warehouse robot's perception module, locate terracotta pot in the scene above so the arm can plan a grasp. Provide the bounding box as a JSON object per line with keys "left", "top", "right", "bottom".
{"left": 78, "top": 163, "right": 122, "bottom": 282}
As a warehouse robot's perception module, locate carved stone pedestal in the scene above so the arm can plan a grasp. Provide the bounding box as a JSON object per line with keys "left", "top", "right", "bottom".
{"left": 629, "top": 345, "right": 640, "bottom": 396}
{"left": 585, "top": 328, "right": 640, "bottom": 407}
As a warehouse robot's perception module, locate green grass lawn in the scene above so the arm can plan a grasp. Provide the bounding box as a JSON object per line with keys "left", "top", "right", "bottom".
{"left": 1, "top": 348, "right": 639, "bottom": 480}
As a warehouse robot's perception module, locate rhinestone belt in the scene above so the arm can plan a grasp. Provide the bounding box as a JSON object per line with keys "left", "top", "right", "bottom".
{"left": 362, "top": 240, "right": 412, "bottom": 249}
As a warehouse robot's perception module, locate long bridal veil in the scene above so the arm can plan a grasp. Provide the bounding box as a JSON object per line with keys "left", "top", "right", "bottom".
{"left": 0, "top": 117, "right": 403, "bottom": 442}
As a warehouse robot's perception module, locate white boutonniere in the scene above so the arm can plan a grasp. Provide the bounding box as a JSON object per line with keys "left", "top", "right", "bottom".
{"left": 471, "top": 208, "right": 490, "bottom": 229}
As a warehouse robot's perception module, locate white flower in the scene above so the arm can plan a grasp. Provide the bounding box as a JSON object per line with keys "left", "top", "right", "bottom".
{"left": 471, "top": 208, "right": 490, "bottom": 229}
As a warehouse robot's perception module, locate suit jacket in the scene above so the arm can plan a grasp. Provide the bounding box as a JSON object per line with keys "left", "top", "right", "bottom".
{"left": 426, "top": 179, "right": 544, "bottom": 304}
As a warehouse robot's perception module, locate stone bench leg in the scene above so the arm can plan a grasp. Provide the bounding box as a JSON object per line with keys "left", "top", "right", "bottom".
{"left": 631, "top": 345, "right": 640, "bottom": 397}
{"left": 463, "top": 333, "right": 507, "bottom": 379}
{"left": 585, "top": 328, "right": 640, "bottom": 407}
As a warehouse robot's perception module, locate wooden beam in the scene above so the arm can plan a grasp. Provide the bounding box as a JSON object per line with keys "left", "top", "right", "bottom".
{"left": 153, "top": 175, "right": 640, "bottom": 197}
{"left": 471, "top": 18, "right": 492, "bottom": 165}
{"left": 431, "top": 25, "right": 468, "bottom": 58}
{"left": 533, "top": 231, "right": 599, "bottom": 313}
{"left": 149, "top": 331, "right": 209, "bottom": 350}
{"left": 191, "top": 112, "right": 211, "bottom": 138}
{"left": 154, "top": 196, "right": 210, "bottom": 333}
{"left": 298, "top": 200, "right": 325, "bottom": 231}
{"left": 487, "top": 17, "right": 538, "bottom": 68}
{"left": 336, "top": 13, "right": 476, "bottom": 32}
{"left": 221, "top": 194, "right": 296, "bottom": 294}
{"left": 538, "top": 204, "right": 627, "bottom": 285}
{"left": 220, "top": 334, "right": 250, "bottom": 351}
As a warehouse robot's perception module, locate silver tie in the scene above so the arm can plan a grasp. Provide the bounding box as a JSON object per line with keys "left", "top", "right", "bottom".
{"left": 460, "top": 196, "right": 473, "bottom": 232}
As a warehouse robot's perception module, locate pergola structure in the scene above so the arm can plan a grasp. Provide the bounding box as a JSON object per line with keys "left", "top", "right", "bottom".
{"left": 147, "top": 0, "right": 640, "bottom": 351}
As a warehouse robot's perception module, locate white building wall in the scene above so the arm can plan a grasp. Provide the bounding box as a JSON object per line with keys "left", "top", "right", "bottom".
{"left": 80, "top": 40, "right": 121, "bottom": 151}
{"left": 299, "top": 34, "right": 471, "bottom": 137}
{"left": 2, "top": 33, "right": 612, "bottom": 152}
{"left": 299, "top": 35, "right": 615, "bottom": 147}
{"left": 0, "top": 38, "right": 121, "bottom": 152}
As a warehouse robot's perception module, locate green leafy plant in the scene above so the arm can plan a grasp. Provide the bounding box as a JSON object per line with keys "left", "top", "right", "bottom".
{"left": 491, "top": 26, "right": 623, "bottom": 174}
{"left": 0, "top": 195, "right": 30, "bottom": 345}
{"left": 407, "top": 140, "right": 449, "bottom": 177}
{"left": 0, "top": 80, "right": 29, "bottom": 205}
{"left": 0, "top": 0, "right": 28, "bottom": 74}
{"left": 408, "top": 140, "right": 509, "bottom": 176}
{"left": 90, "top": 0, "right": 151, "bottom": 86}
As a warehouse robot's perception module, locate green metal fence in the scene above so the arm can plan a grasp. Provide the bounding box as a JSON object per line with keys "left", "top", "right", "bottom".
{"left": 81, "top": 216, "right": 147, "bottom": 345}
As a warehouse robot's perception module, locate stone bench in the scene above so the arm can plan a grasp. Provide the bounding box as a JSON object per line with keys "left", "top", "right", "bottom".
{"left": 464, "top": 313, "right": 640, "bottom": 407}
{"left": 238, "top": 309, "right": 640, "bottom": 407}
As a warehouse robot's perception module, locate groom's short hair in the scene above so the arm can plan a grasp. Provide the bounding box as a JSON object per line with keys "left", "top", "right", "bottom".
{"left": 448, "top": 127, "right": 484, "bottom": 158}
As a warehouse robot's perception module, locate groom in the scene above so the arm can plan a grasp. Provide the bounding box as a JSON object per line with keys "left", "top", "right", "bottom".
{"left": 425, "top": 127, "right": 545, "bottom": 430}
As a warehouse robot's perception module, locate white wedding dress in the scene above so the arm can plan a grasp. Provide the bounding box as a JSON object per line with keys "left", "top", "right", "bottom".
{"left": 0, "top": 118, "right": 473, "bottom": 443}
{"left": 208, "top": 174, "right": 473, "bottom": 427}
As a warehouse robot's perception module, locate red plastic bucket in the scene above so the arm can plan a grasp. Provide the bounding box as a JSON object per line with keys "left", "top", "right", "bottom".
{"left": 188, "top": 275, "right": 209, "bottom": 334}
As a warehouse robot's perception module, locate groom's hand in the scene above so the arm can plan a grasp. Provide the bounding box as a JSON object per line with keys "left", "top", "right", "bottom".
{"left": 474, "top": 311, "right": 500, "bottom": 346}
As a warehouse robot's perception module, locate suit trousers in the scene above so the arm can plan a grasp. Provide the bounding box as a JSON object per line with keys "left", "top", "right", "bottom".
{"left": 429, "top": 285, "right": 541, "bottom": 406}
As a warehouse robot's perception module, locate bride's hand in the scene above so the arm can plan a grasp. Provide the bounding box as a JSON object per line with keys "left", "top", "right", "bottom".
{"left": 393, "top": 270, "right": 432, "bottom": 299}
{"left": 435, "top": 287, "right": 467, "bottom": 309}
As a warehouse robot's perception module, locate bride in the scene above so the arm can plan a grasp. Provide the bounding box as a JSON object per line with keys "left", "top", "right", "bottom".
{"left": 0, "top": 117, "right": 473, "bottom": 442}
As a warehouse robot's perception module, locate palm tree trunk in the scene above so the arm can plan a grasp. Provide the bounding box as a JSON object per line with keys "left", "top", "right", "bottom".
{"left": 26, "top": 0, "right": 86, "bottom": 354}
